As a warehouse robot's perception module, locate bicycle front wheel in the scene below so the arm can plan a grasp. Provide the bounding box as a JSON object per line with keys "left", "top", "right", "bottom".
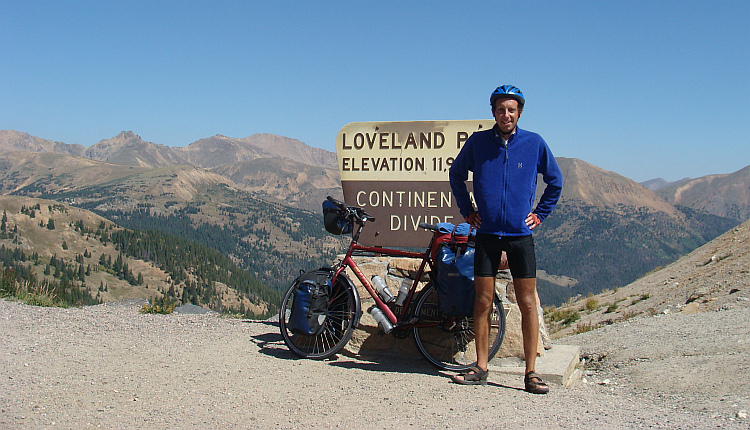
{"left": 412, "top": 283, "right": 505, "bottom": 371}
{"left": 279, "top": 279, "right": 356, "bottom": 359}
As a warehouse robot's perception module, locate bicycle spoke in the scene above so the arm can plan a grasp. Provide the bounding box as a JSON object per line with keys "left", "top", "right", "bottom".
{"left": 280, "top": 279, "right": 356, "bottom": 359}
{"left": 413, "top": 283, "right": 505, "bottom": 371}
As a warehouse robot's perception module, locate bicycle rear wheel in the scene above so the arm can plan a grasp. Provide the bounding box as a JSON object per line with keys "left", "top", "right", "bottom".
{"left": 412, "top": 283, "right": 505, "bottom": 371}
{"left": 279, "top": 279, "right": 356, "bottom": 359}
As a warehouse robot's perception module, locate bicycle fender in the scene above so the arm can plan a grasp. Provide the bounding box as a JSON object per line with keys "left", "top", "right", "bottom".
{"left": 335, "top": 273, "right": 362, "bottom": 328}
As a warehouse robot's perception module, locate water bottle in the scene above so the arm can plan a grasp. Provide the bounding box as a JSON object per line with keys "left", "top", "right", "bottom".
{"left": 395, "top": 278, "right": 411, "bottom": 306}
{"left": 370, "top": 307, "right": 393, "bottom": 333}
{"left": 371, "top": 275, "right": 395, "bottom": 303}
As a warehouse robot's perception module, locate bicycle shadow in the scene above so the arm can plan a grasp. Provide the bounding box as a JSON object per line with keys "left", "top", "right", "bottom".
{"left": 247, "top": 320, "right": 300, "bottom": 360}
{"left": 248, "top": 321, "right": 445, "bottom": 376}
{"left": 326, "top": 352, "right": 444, "bottom": 377}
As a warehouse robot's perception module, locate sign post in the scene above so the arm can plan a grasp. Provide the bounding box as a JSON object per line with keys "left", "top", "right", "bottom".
{"left": 336, "top": 120, "right": 492, "bottom": 247}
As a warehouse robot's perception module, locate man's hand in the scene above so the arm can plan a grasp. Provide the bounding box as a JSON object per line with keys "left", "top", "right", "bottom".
{"left": 465, "top": 211, "right": 482, "bottom": 229}
{"left": 525, "top": 212, "right": 541, "bottom": 229}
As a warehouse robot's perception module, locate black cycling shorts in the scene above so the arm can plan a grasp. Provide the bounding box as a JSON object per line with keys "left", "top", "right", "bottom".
{"left": 474, "top": 233, "right": 536, "bottom": 279}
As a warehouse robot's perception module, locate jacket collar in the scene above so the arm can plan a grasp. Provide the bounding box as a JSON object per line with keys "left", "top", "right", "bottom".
{"left": 493, "top": 124, "right": 520, "bottom": 143}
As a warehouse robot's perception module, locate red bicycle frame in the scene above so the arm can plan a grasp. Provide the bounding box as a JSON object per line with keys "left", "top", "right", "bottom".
{"left": 331, "top": 233, "right": 437, "bottom": 327}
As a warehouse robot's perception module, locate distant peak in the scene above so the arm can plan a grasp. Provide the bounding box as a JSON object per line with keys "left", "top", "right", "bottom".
{"left": 116, "top": 131, "right": 139, "bottom": 139}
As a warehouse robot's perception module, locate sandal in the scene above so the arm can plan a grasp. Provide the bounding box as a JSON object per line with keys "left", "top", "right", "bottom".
{"left": 451, "top": 366, "right": 488, "bottom": 385}
{"left": 524, "top": 371, "right": 549, "bottom": 394}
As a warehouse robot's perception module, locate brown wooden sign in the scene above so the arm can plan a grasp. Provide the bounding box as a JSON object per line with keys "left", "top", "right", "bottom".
{"left": 336, "top": 120, "right": 491, "bottom": 246}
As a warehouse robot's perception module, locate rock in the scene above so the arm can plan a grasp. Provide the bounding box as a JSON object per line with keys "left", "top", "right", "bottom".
{"left": 388, "top": 258, "right": 430, "bottom": 281}
{"left": 174, "top": 304, "right": 214, "bottom": 315}
{"left": 494, "top": 302, "right": 544, "bottom": 360}
{"left": 686, "top": 287, "right": 709, "bottom": 304}
{"left": 681, "top": 302, "right": 700, "bottom": 313}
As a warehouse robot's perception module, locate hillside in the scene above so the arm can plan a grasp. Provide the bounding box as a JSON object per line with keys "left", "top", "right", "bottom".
{"left": 656, "top": 165, "right": 750, "bottom": 221}
{"left": 640, "top": 177, "right": 691, "bottom": 191}
{"left": 546, "top": 218, "right": 750, "bottom": 338}
{"left": 0, "top": 195, "right": 274, "bottom": 316}
{"left": 0, "top": 130, "right": 85, "bottom": 156}
{"left": 532, "top": 158, "right": 740, "bottom": 304}
{"left": 85, "top": 131, "right": 189, "bottom": 168}
{"left": 0, "top": 153, "right": 341, "bottom": 291}
{"left": 174, "top": 133, "right": 338, "bottom": 170}
{"left": 211, "top": 157, "right": 343, "bottom": 211}
{"left": 0, "top": 129, "right": 340, "bottom": 212}
{"left": 554, "top": 158, "right": 677, "bottom": 213}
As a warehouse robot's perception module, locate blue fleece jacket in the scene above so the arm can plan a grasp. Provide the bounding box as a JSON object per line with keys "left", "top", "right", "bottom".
{"left": 449, "top": 125, "right": 563, "bottom": 236}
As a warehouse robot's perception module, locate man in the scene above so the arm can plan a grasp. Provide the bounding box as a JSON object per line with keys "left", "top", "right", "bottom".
{"left": 448, "top": 85, "right": 563, "bottom": 394}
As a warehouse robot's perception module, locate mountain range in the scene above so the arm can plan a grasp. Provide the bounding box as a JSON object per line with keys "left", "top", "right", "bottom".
{"left": 1, "top": 129, "right": 748, "bottom": 307}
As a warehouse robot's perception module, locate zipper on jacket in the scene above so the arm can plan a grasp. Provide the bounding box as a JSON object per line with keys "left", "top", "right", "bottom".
{"left": 501, "top": 139, "right": 509, "bottom": 235}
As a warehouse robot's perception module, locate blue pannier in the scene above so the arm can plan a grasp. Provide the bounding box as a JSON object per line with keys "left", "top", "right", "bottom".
{"left": 288, "top": 269, "right": 333, "bottom": 336}
{"left": 436, "top": 224, "right": 475, "bottom": 317}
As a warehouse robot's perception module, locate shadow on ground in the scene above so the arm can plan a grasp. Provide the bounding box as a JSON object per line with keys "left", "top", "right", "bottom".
{"left": 248, "top": 320, "right": 453, "bottom": 376}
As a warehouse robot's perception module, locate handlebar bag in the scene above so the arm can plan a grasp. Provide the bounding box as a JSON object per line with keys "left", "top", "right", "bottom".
{"left": 288, "top": 269, "right": 333, "bottom": 336}
{"left": 322, "top": 200, "right": 353, "bottom": 235}
{"left": 436, "top": 243, "right": 475, "bottom": 317}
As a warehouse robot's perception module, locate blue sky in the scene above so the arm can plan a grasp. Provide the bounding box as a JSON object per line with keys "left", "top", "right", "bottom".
{"left": 2, "top": 0, "right": 748, "bottom": 182}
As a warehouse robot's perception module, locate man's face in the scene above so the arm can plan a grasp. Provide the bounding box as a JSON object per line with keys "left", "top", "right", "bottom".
{"left": 492, "top": 98, "right": 522, "bottom": 136}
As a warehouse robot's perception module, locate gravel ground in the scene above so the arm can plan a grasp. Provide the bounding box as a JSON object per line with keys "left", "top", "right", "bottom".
{"left": 2, "top": 299, "right": 748, "bottom": 429}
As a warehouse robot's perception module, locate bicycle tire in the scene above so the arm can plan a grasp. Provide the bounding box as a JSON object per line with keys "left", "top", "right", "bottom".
{"left": 412, "top": 283, "right": 505, "bottom": 371}
{"left": 279, "top": 279, "right": 356, "bottom": 359}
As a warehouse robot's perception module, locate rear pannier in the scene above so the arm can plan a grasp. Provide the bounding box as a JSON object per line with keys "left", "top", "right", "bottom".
{"left": 434, "top": 223, "right": 476, "bottom": 317}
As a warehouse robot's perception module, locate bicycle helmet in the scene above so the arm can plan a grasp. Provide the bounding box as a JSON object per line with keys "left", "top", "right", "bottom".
{"left": 490, "top": 85, "right": 525, "bottom": 109}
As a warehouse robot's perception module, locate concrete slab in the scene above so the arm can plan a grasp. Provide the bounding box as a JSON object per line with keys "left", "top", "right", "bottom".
{"left": 489, "top": 344, "right": 581, "bottom": 387}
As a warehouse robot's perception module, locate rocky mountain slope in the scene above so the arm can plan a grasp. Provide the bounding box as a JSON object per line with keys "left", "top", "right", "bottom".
{"left": 85, "top": 131, "right": 189, "bottom": 168}
{"left": 656, "top": 165, "right": 750, "bottom": 221}
{"left": 0, "top": 129, "right": 85, "bottom": 156}
{"left": 174, "top": 133, "right": 337, "bottom": 170}
{"left": 555, "top": 158, "right": 677, "bottom": 214}
{"left": 640, "top": 177, "right": 691, "bottom": 191}
{"left": 547, "top": 218, "right": 750, "bottom": 337}
{"left": 0, "top": 129, "right": 341, "bottom": 211}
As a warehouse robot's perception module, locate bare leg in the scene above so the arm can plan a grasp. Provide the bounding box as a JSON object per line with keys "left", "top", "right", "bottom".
{"left": 472, "top": 276, "right": 495, "bottom": 371}
{"left": 513, "top": 277, "right": 539, "bottom": 374}
{"left": 452, "top": 275, "right": 494, "bottom": 382}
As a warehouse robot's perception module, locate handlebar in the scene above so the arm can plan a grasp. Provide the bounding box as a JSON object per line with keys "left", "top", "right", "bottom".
{"left": 326, "top": 196, "right": 375, "bottom": 224}
{"left": 326, "top": 197, "right": 444, "bottom": 235}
